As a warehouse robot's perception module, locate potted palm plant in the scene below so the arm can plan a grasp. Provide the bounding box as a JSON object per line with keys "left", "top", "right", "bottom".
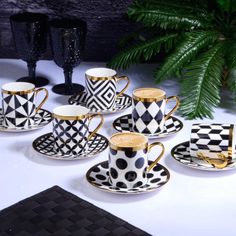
{"left": 109, "top": 0, "right": 236, "bottom": 119}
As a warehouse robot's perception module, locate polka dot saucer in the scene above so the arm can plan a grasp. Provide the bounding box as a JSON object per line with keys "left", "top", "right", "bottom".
{"left": 113, "top": 114, "right": 183, "bottom": 139}
{"left": 86, "top": 161, "right": 170, "bottom": 194}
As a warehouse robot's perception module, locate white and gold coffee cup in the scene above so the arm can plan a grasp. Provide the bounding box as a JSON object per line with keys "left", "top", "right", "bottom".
{"left": 52, "top": 105, "right": 104, "bottom": 155}
{"left": 132, "top": 87, "right": 179, "bottom": 134}
{"left": 109, "top": 132, "right": 165, "bottom": 189}
{"left": 84, "top": 67, "right": 130, "bottom": 111}
{"left": 190, "top": 123, "right": 235, "bottom": 167}
{"left": 1, "top": 82, "right": 48, "bottom": 128}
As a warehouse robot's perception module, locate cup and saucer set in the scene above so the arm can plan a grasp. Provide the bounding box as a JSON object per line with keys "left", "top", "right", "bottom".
{"left": 0, "top": 82, "right": 51, "bottom": 132}
{"left": 171, "top": 123, "right": 236, "bottom": 171}
{"left": 69, "top": 68, "right": 183, "bottom": 138}
{"left": 68, "top": 68, "right": 132, "bottom": 114}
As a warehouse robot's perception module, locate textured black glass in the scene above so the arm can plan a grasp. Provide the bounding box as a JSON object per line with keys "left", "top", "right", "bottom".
{"left": 10, "top": 12, "right": 49, "bottom": 87}
{"left": 50, "top": 18, "right": 87, "bottom": 95}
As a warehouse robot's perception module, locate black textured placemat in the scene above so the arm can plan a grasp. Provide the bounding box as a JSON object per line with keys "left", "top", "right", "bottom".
{"left": 0, "top": 186, "right": 150, "bottom": 236}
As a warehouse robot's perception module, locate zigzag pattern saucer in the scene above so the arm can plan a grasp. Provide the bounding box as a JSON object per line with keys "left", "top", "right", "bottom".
{"left": 68, "top": 92, "right": 132, "bottom": 114}
{"left": 86, "top": 161, "right": 170, "bottom": 194}
{"left": 171, "top": 141, "right": 236, "bottom": 171}
{"left": 32, "top": 132, "right": 108, "bottom": 160}
{"left": 113, "top": 114, "right": 183, "bottom": 138}
{"left": 0, "top": 109, "right": 52, "bottom": 132}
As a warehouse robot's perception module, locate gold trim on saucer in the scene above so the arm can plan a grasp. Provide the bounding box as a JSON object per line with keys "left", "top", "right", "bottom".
{"left": 132, "top": 88, "right": 166, "bottom": 102}
{"left": 2, "top": 88, "right": 35, "bottom": 95}
{"left": 86, "top": 161, "right": 171, "bottom": 194}
{"left": 109, "top": 132, "right": 148, "bottom": 151}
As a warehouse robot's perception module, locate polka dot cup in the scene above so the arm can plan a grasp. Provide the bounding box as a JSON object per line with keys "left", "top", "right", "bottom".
{"left": 109, "top": 132, "right": 165, "bottom": 189}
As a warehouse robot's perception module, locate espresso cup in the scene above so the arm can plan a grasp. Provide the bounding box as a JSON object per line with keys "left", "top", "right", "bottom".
{"left": 132, "top": 87, "right": 180, "bottom": 134}
{"left": 53, "top": 105, "right": 104, "bottom": 155}
{"left": 85, "top": 67, "right": 130, "bottom": 111}
{"left": 190, "top": 123, "right": 235, "bottom": 161}
{"left": 1, "top": 82, "right": 48, "bottom": 128}
{"left": 109, "top": 132, "right": 165, "bottom": 189}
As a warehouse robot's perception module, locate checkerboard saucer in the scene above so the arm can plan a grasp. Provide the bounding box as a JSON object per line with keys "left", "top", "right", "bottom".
{"left": 113, "top": 114, "right": 183, "bottom": 138}
{"left": 171, "top": 141, "right": 236, "bottom": 171}
{"left": 0, "top": 108, "right": 52, "bottom": 132}
{"left": 32, "top": 132, "right": 108, "bottom": 160}
{"left": 86, "top": 161, "right": 170, "bottom": 194}
{"left": 68, "top": 92, "right": 132, "bottom": 114}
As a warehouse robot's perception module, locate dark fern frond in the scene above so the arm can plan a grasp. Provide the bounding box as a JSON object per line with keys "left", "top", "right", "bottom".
{"left": 180, "top": 43, "right": 225, "bottom": 119}
{"left": 108, "top": 33, "right": 178, "bottom": 70}
{"left": 154, "top": 31, "right": 220, "bottom": 82}
{"left": 128, "top": 0, "right": 211, "bottom": 30}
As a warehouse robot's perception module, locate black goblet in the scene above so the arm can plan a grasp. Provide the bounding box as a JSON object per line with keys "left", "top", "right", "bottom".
{"left": 49, "top": 18, "right": 86, "bottom": 95}
{"left": 10, "top": 12, "right": 49, "bottom": 87}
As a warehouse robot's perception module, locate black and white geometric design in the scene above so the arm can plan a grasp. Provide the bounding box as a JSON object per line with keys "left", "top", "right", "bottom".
{"left": 132, "top": 99, "right": 166, "bottom": 134}
{"left": 32, "top": 132, "right": 108, "bottom": 160}
{"left": 190, "top": 123, "right": 234, "bottom": 158}
{"left": 109, "top": 146, "right": 150, "bottom": 189}
{"left": 0, "top": 108, "right": 52, "bottom": 132}
{"left": 68, "top": 92, "right": 132, "bottom": 114}
{"left": 86, "top": 161, "right": 170, "bottom": 194}
{"left": 2, "top": 91, "right": 36, "bottom": 128}
{"left": 53, "top": 117, "right": 89, "bottom": 155}
{"left": 85, "top": 78, "right": 117, "bottom": 111}
{"left": 113, "top": 114, "right": 183, "bottom": 139}
{"left": 171, "top": 141, "right": 236, "bottom": 171}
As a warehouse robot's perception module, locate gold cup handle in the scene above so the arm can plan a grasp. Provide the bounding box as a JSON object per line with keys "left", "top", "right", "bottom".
{"left": 164, "top": 96, "right": 180, "bottom": 121}
{"left": 88, "top": 113, "right": 104, "bottom": 140}
{"left": 197, "top": 152, "right": 230, "bottom": 169}
{"left": 35, "top": 88, "right": 49, "bottom": 112}
{"left": 116, "top": 75, "right": 130, "bottom": 98}
{"left": 147, "top": 142, "right": 165, "bottom": 172}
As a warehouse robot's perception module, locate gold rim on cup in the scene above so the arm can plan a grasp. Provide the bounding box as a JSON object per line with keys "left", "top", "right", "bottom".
{"left": 109, "top": 132, "right": 148, "bottom": 151}
{"left": 132, "top": 87, "right": 166, "bottom": 102}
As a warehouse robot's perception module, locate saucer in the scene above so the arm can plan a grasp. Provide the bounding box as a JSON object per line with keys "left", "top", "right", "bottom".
{"left": 68, "top": 92, "right": 132, "bottom": 114}
{"left": 171, "top": 141, "right": 236, "bottom": 171}
{"left": 0, "top": 108, "right": 52, "bottom": 132}
{"left": 113, "top": 114, "right": 183, "bottom": 139}
{"left": 32, "top": 132, "right": 108, "bottom": 160}
{"left": 86, "top": 161, "right": 170, "bottom": 194}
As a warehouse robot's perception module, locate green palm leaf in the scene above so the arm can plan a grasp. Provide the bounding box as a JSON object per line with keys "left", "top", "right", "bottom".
{"left": 155, "top": 31, "right": 220, "bottom": 82}
{"left": 180, "top": 43, "right": 225, "bottom": 119}
{"left": 108, "top": 33, "right": 178, "bottom": 70}
{"left": 128, "top": 1, "right": 211, "bottom": 29}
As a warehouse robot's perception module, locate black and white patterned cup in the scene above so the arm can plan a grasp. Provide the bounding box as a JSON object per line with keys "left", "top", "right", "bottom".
{"left": 109, "top": 132, "right": 165, "bottom": 189}
{"left": 132, "top": 88, "right": 180, "bottom": 134}
{"left": 190, "top": 123, "right": 235, "bottom": 161}
{"left": 84, "top": 68, "right": 130, "bottom": 112}
{"left": 52, "top": 105, "right": 104, "bottom": 155}
{"left": 1, "top": 82, "right": 48, "bottom": 128}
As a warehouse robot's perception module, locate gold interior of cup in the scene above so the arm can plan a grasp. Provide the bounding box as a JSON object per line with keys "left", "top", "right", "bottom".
{"left": 132, "top": 87, "right": 166, "bottom": 102}
{"left": 109, "top": 132, "right": 148, "bottom": 151}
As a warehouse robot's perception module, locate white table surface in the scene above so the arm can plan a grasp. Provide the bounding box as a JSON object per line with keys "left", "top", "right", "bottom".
{"left": 1, "top": 59, "right": 236, "bottom": 236}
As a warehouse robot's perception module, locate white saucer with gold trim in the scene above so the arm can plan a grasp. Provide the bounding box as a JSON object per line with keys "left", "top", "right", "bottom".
{"left": 86, "top": 161, "right": 170, "bottom": 194}
{"left": 0, "top": 108, "right": 52, "bottom": 132}
{"left": 68, "top": 92, "right": 132, "bottom": 114}
{"left": 171, "top": 141, "right": 236, "bottom": 171}
{"left": 32, "top": 132, "right": 108, "bottom": 160}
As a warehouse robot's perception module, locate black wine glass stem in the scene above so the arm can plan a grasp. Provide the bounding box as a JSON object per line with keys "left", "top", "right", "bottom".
{"left": 64, "top": 67, "right": 73, "bottom": 93}
{"left": 27, "top": 61, "right": 36, "bottom": 83}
